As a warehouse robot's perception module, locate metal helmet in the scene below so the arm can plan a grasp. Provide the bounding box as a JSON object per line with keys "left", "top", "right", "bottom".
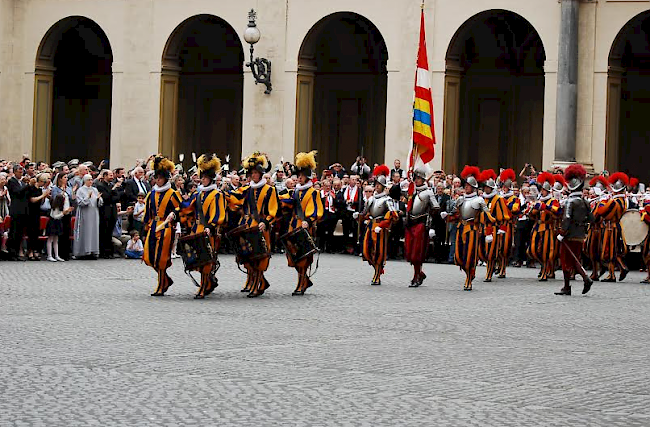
{"left": 499, "top": 169, "right": 516, "bottom": 190}
{"left": 537, "top": 172, "right": 555, "bottom": 192}
{"left": 480, "top": 169, "right": 498, "bottom": 190}
{"left": 564, "top": 164, "right": 587, "bottom": 192}
{"left": 461, "top": 165, "right": 481, "bottom": 189}
{"left": 373, "top": 165, "right": 390, "bottom": 187}
{"left": 608, "top": 172, "right": 629, "bottom": 193}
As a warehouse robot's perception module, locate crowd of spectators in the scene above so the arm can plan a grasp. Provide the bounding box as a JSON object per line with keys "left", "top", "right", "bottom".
{"left": 0, "top": 154, "right": 635, "bottom": 269}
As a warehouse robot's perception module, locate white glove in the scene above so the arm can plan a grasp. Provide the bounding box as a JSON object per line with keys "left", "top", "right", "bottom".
{"left": 428, "top": 229, "right": 435, "bottom": 238}
{"left": 440, "top": 212, "right": 449, "bottom": 219}
{"left": 485, "top": 235, "right": 494, "bottom": 243}
{"left": 497, "top": 229, "right": 506, "bottom": 235}
{"left": 352, "top": 212, "right": 359, "bottom": 219}
{"left": 374, "top": 226, "right": 382, "bottom": 234}
{"left": 557, "top": 234, "right": 564, "bottom": 242}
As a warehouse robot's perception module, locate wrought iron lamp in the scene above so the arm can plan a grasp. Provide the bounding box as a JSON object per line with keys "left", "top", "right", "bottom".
{"left": 243, "top": 9, "right": 272, "bottom": 94}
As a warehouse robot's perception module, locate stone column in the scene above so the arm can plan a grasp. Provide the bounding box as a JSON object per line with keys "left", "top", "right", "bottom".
{"left": 554, "top": 0, "right": 579, "bottom": 164}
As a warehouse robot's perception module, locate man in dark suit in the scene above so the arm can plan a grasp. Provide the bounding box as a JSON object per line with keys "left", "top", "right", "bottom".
{"left": 432, "top": 183, "right": 451, "bottom": 262}
{"left": 124, "top": 166, "right": 150, "bottom": 206}
{"left": 95, "top": 170, "right": 123, "bottom": 258}
{"left": 7, "top": 165, "right": 30, "bottom": 259}
{"left": 390, "top": 159, "right": 405, "bottom": 179}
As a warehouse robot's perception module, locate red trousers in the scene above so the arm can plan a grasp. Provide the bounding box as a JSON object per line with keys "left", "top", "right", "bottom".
{"left": 560, "top": 239, "right": 584, "bottom": 272}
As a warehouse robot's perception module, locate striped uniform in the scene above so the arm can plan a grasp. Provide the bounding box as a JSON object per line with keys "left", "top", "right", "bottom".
{"left": 143, "top": 186, "right": 182, "bottom": 295}
{"left": 450, "top": 194, "right": 496, "bottom": 291}
{"left": 227, "top": 182, "right": 279, "bottom": 296}
{"left": 478, "top": 194, "right": 511, "bottom": 282}
{"left": 279, "top": 184, "right": 324, "bottom": 293}
{"left": 595, "top": 194, "right": 628, "bottom": 280}
{"left": 182, "top": 187, "right": 227, "bottom": 298}
{"left": 585, "top": 199, "right": 604, "bottom": 280}
{"left": 527, "top": 197, "right": 560, "bottom": 281}
{"left": 361, "top": 195, "right": 399, "bottom": 285}
{"left": 498, "top": 193, "right": 521, "bottom": 278}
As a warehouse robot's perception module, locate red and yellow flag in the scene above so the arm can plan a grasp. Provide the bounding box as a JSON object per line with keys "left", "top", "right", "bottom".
{"left": 410, "top": 7, "right": 435, "bottom": 169}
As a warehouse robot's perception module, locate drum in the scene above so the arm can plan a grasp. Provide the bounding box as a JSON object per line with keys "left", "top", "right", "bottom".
{"left": 280, "top": 227, "right": 318, "bottom": 264}
{"left": 178, "top": 232, "right": 215, "bottom": 271}
{"left": 620, "top": 209, "right": 649, "bottom": 247}
{"left": 226, "top": 224, "right": 269, "bottom": 262}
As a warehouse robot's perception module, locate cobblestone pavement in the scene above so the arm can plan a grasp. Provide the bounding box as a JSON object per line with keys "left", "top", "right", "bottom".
{"left": 1, "top": 254, "right": 650, "bottom": 426}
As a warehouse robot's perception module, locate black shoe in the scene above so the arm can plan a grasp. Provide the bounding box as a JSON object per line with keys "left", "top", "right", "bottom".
{"left": 291, "top": 290, "right": 304, "bottom": 296}
{"left": 554, "top": 287, "right": 571, "bottom": 296}
{"left": 371, "top": 281, "right": 381, "bottom": 286}
{"left": 241, "top": 288, "right": 250, "bottom": 292}
{"left": 497, "top": 274, "right": 506, "bottom": 279}
{"left": 150, "top": 292, "right": 164, "bottom": 297}
{"left": 619, "top": 269, "right": 629, "bottom": 282}
{"left": 582, "top": 278, "right": 593, "bottom": 294}
{"left": 641, "top": 279, "right": 650, "bottom": 284}
{"left": 601, "top": 277, "right": 616, "bottom": 283}
{"left": 194, "top": 294, "right": 205, "bottom": 299}
{"left": 539, "top": 278, "right": 547, "bottom": 282}
{"left": 484, "top": 278, "right": 492, "bottom": 283}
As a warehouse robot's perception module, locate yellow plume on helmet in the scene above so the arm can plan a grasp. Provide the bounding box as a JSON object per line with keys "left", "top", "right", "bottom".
{"left": 295, "top": 150, "right": 317, "bottom": 172}
{"left": 197, "top": 154, "right": 221, "bottom": 178}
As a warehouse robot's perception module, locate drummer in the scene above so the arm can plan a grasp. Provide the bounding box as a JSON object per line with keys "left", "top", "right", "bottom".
{"left": 226, "top": 152, "right": 279, "bottom": 298}
{"left": 279, "top": 151, "right": 324, "bottom": 295}
{"left": 182, "top": 154, "right": 227, "bottom": 299}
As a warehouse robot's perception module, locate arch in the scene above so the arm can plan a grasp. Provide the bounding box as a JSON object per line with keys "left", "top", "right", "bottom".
{"left": 159, "top": 14, "right": 244, "bottom": 167}
{"left": 295, "top": 12, "right": 389, "bottom": 170}
{"left": 33, "top": 16, "right": 113, "bottom": 164}
{"left": 442, "top": 10, "right": 546, "bottom": 174}
{"left": 606, "top": 10, "right": 650, "bottom": 180}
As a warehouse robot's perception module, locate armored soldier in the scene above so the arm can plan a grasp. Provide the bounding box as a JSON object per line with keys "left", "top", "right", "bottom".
{"left": 527, "top": 173, "right": 561, "bottom": 282}
{"left": 404, "top": 165, "right": 439, "bottom": 287}
{"left": 356, "top": 165, "right": 399, "bottom": 286}
{"left": 444, "top": 166, "right": 495, "bottom": 291}
{"left": 595, "top": 172, "right": 630, "bottom": 282}
{"left": 498, "top": 169, "right": 520, "bottom": 278}
{"left": 585, "top": 175, "right": 609, "bottom": 280}
{"left": 478, "top": 169, "right": 510, "bottom": 282}
{"left": 555, "top": 164, "right": 594, "bottom": 295}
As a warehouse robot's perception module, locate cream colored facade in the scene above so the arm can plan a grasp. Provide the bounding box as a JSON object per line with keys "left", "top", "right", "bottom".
{"left": 0, "top": 0, "right": 649, "bottom": 174}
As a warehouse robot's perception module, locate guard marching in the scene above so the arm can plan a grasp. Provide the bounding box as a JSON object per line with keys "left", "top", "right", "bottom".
{"left": 404, "top": 165, "right": 440, "bottom": 287}
{"left": 280, "top": 151, "right": 324, "bottom": 295}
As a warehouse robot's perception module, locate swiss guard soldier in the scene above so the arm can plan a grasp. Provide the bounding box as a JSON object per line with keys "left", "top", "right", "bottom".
{"left": 478, "top": 169, "right": 510, "bottom": 283}
{"left": 640, "top": 199, "right": 650, "bottom": 284}
{"left": 404, "top": 165, "right": 439, "bottom": 287}
{"left": 226, "top": 152, "right": 279, "bottom": 298}
{"left": 586, "top": 175, "right": 609, "bottom": 280}
{"left": 555, "top": 164, "right": 594, "bottom": 295}
{"left": 527, "top": 173, "right": 561, "bottom": 282}
{"left": 444, "top": 166, "right": 495, "bottom": 291}
{"left": 596, "top": 172, "right": 630, "bottom": 282}
{"left": 182, "top": 154, "right": 227, "bottom": 299}
{"left": 280, "top": 151, "right": 324, "bottom": 296}
{"left": 356, "top": 165, "right": 399, "bottom": 286}
{"left": 143, "top": 155, "right": 183, "bottom": 296}
{"left": 498, "top": 169, "right": 520, "bottom": 278}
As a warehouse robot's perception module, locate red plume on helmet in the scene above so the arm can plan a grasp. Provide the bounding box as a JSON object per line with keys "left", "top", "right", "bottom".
{"left": 564, "top": 164, "right": 587, "bottom": 182}
{"left": 479, "top": 169, "right": 497, "bottom": 183}
{"left": 554, "top": 174, "right": 566, "bottom": 187}
{"left": 461, "top": 165, "right": 480, "bottom": 180}
{"left": 608, "top": 172, "right": 629, "bottom": 186}
{"left": 499, "top": 168, "right": 516, "bottom": 183}
{"left": 537, "top": 172, "right": 555, "bottom": 186}
{"left": 589, "top": 175, "right": 609, "bottom": 188}
{"left": 372, "top": 165, "right": 390, "bottom": 178}
{"left": 630, "top": 177, "right": 639, "bottom": 188}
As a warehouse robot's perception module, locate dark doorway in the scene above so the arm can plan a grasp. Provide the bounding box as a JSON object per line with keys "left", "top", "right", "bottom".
{"left": 297, "top": 13, "right": 388, "bottom": 170}
{"left": 162, "top": 15, "right": 244, "bottom": 166}
{"left": 444, "top": 10, "right": 545, "bottom": 173}
{"left": 608, "top": 12, "right": 650, "bottom": 182}
{"left": 38, "top": 17, "right": 113, "bottom": 164}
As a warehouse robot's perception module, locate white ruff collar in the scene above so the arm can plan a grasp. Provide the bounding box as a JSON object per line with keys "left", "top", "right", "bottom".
{"left": 296, "top": 181, "right": 313, "bottom": 191}
{"left": 415, "top": 185, "right": 428, "bottom": 192}
{"left": 374, "top": 192, "right": 388, "bottom": 199}
{"left": 153, "top": 183, "right": 171, "bottom": 192}
{"left": 198, "top": 184, "right": 217, "bottom": 193}
{"left": 249, "top": 178, "right": 267, "bottom": 189}
{"left": 569, "top": 191, "right": 582, "bottom": 198}
{"left": 465, "top": 192, "right": 477, "bottom": 199}
{"left": 501, "top": 191, "right": 513, "bottom": 198}
{"left": 483, "top": 191, "right": 496, "bottom": 199}
{"left": 613, "top": 194, "right": 626, "bottom": 199}
{"left": 539, "top": 194, "right": 552, "bottom": 202}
